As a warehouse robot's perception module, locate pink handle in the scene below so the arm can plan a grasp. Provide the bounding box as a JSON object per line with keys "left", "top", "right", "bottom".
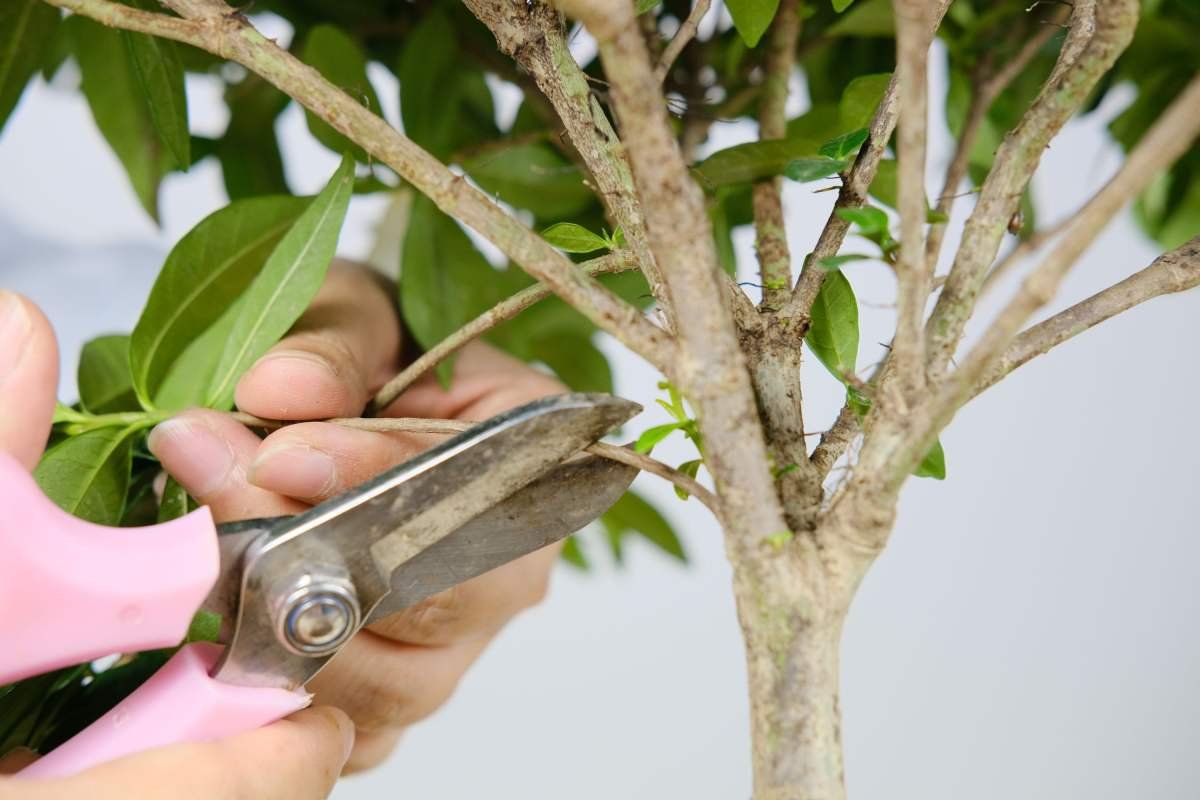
{"left": 0, "top": 452, "right": 220, "bottom": 683}
{"left": 18, "top": 643, "right": 310, "bottom": 779}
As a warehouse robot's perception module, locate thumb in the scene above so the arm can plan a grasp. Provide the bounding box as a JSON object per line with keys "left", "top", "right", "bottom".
{"left": 0, "top": 291, "right": 58, "bottom": 471}
{"left": 11, "top": 707, "right": 354, "bottom": 800}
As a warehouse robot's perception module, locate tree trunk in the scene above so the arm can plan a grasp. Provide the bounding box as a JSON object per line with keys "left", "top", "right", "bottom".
{"left": 732, "top": 520, "right": 889, "bottom": 800}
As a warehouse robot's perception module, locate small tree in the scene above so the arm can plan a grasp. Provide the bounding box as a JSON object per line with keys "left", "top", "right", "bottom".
{"left": 2, "top": 0, "right": 1197, "bottom": 796}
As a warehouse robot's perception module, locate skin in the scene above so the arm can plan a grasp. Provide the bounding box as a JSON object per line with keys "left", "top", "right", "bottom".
{"left": 0, "top": 291, "right": 354, "bottom": 798}
{"left": 148, "top": 262, "right": 567, "bottom": 772}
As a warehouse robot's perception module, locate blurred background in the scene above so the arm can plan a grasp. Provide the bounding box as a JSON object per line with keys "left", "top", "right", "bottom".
{"left": 2, "top": 14, "right": 1198, "bottom": 799}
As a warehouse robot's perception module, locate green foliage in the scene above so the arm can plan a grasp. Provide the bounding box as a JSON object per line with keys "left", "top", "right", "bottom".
{"left": 78, "top": 335, "right": 139, "bottom": 414}
{"left": 34, "top": 427, "right": 138, "bottom": 526}
{"left": 805, "top": 271, "right": 859, "bottom": 382}
{"left": 726, "top": 0, "right": 782, "bottom": 47}
{"left": 402, "top": 195, "right": 519, "bottom": 386}
{"left": 601, "top": 491, "right": 687, "bottom": 564}
{"left": 467, "top": 143, "right": 593, "bottom": 218}
{"left": 301, "top": 24, "right": 380, "bottom": 161}
{"left": 69, "top": 15, "right": 173, "bottom": 220}
{"left": 206, "top": 155, "right": 355, "bottom": 408}
{"left": 541, "top": 222, "right": 613, "bottom": 254}
{"left": 130, "top": 194, "right": 311, "bottom": 408}
{"left": 784, "top": 156, "right": 846, "bottom": 182}
{"left": 0, "top": 0, "right": 59, "bottom": 135}
{"left": 121, "top": 0, "right": 189, "bottom": 170}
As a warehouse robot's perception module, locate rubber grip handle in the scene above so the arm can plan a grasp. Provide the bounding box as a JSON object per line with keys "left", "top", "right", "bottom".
{"left": 0, "top": 452, "right": 220, "bottom": 684}
{"left": 18, "top": 643, "right": 310, "bottom": 780}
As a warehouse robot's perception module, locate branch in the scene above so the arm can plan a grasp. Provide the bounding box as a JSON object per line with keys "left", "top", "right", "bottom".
{"left": 888, "top": 0, "right": 935, "bottom": 400}
{"left": 924, "top": 11, "right": 1065, "bottom": 274}
{"left": 654, "top": 0, "right": 712, "bottom": 84}
{"left": 946, "top": 73, "right": 1200, "bottom": 409}
{"left": 371, "top": 253, "right": 634, "bottom": 413}
{"left": 809, "top": 404, "right": 858, "bottom": 478}
{"left": 974, "top": 236, "right": 1200, "bottom": 395}
{"left": 47, "top": 0, "right": 677, "bottom": 376}
{"left": 463, "top": 0, "right": 672, "bottom": 324}
{"left": 556, "top": 0, "right": 790, "bottom": 549}
{"left": 850, "top": 70, "right": 1200, "bottom": 499}
{"left": 922, "top": 0, "right": 1138, "bottom": 380}
{"left": 753, "top": 0, "right": 801, "bottom": 311}
{"left": 228, "top": 412, "right": 722, "bottom": 515}
{"left": 781, "top": 0, "right": 952, "bottom": 322}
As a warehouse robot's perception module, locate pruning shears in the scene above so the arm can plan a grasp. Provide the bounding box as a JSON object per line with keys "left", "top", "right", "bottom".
{"left": 0, "top": 393, "right": 639, "bottom": 779}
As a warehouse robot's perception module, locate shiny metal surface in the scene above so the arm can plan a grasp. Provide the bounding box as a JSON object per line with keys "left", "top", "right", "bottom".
{"left": 212, "top": 394, "right": 639, "bottom": 690}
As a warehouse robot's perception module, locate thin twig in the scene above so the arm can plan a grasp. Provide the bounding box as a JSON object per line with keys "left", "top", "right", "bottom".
{"left": 228, "top": 412, "right": 722, "bottom": 514}
{"left": 924, "top": 13, "right": 1065, "bottom": 273}
{"left": 781, "top": 0, "right": 952, "bottom": 323}
{"left": 974, "top": 236, "right": 1200, "bottom": 395}
{"left": 753, "top": 0, "right": 801, "bottom": 312}
{"left": 654, "top": 0, "right": 712, "bottom": 83}
{"left": 371, "top": 253, "right": 633, "bottom": 413}
{"left": 922, "top": 0, "right": 1137, "bottom": 380}
{"left": 888, "top": 0, "right": 934, "bottom": 399}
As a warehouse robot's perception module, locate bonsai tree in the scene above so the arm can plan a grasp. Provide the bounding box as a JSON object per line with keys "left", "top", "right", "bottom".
{"left": 1, "top": 0, "right": 1197, "bottom": 796}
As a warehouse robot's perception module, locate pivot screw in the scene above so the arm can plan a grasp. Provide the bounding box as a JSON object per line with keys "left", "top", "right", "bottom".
{"left": 279, "top": 580, "right": 360, "bottom": 656}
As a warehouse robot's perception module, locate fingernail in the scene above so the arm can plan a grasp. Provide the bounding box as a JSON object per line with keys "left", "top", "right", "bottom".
{"left": 250, "top": 444, "right": 336, "bottom": 498}
{"left": 255, "top": 349, "right": 338, "bottom": 379}
{"left": 339, "top": 713, "right": 356, "bottom": 763}
{"left": 147, "top": 418, "right": 234, "bottom": 497}
{"left": 0, "top": 291, "right": 32, "bottom": 379}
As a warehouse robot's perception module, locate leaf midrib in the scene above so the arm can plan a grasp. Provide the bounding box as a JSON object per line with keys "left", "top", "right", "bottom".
{"left": 0, "top": 1, "right": 36, "bottom": 99}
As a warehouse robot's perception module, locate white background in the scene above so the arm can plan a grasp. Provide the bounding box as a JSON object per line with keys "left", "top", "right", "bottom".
{"left": 1, "top": 24, "right": 1197, "bottom": 800}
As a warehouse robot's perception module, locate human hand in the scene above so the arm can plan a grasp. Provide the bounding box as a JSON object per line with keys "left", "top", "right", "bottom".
{"left": 0, "top": 290, "right": 355, "bottom": 798}
{"left": 148, "top": 262, "right": 569, "bottom": 772}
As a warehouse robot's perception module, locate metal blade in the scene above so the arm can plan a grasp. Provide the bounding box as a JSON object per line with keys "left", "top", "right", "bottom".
{"left": 204, "top": 452, "right": 636, "bottom": 626}
{"left": 365, "top": 452, "right": 635, "bottom": 624}
{"left": 213, "top": 393, "right": 639, "bottom": 689}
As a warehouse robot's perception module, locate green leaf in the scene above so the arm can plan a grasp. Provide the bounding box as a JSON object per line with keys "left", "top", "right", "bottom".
{"left": 218, "top": 75, "right": 291, "bottom": 200}
{"left": 818, "top": 128, "right": 869, "bottom": 161}
{"left": 602, "top": 491, "right": 686, "bottom": 564}
{"left": 401, "top": 195, "right": 505, "bottom": 387}
{"left": 121, "top": 0, "right": 189, "bottom": 170}
{"left": 727, "top": 0, "right": 782, "bottom": 47}
{"left": 301, "top": 25, "right": 380, "bottom": 161}
{"left": 838, "top": 73, "right": 892, "bottom": 130}
{"left": 541, "top": 222, "right": 611, "bottom": 253}
{"left": 185, "top": 610, "right": 222, "bottom": 643}
{"left": 868, "top": 158, "right": 898, "bottom": 209}
{"left": 913, "top": 438, "right": 946, "bottom": 480}
{"left": 78, "top": 335, "right": 138, "bottom": 414}
{"left": 675, "top": 459, "right": 702, "bottom": 501}
{"left": 816, "top": 254, "right": 872, "bottom": 271}
{"left": 34, "top": 426, "right": 136, "bottom": 525}
{"left": 398, "top": 9, "right": 460, "bottom": 160}
{"left": 926, "top": 207, "right": 950, "bottom": 224}
{"left": 833, "top": 0, "right": 857, "bottom": 11}
{"left": 465, "top": 143, "right": 594, "bottom": 217}
{"left": 560, "top": 535, "right": 589, "bottom": 569}
{"left": 205, "top": 155, "right": 355, "bottom": 408}
{"left": 530, "top": 333, "right": 613, "bottom": 394}
{"left": 69, "top": 16, "right": 170, "bottom": 221}
{"left": 130, "top": 194, "right": 311, "bottom": 409}
{"left": 636, "top": 0, "right": 661, "bottom": 12}
{"left": 693, "top": 137, "right": 822, "bottom": 188}
{"left": 635, "top": 422, "right": 685, "bottom": 454}
{"left": 827, "top": 0, "right": 894, "bottom": 36}
{"left": 837, "top": 205, "right": 890, "bottom": 235}
{"left": 157, "top": 475, "right": 191, "bottom": 522}
{"left": 806, "top": 270, "right": 859, "bottom": 381}
{"left": 0, "top": 0, "right": 59, "bottom": 135}
{"left": 784, "top": 156, "right": 846, "bottom": 182}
